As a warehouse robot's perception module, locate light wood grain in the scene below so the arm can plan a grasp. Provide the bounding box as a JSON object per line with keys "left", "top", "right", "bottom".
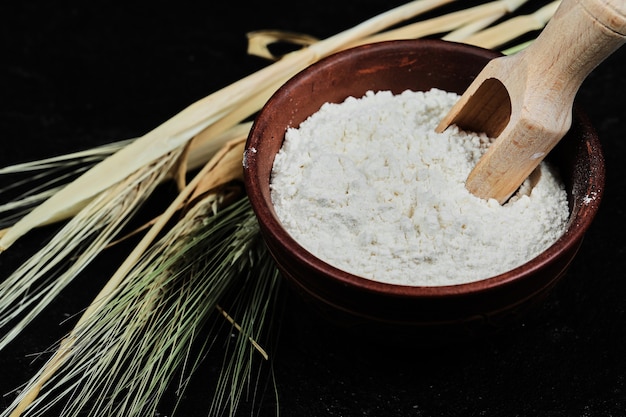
{"left": 436, "top": 0, "right": 626, "bottom": 203}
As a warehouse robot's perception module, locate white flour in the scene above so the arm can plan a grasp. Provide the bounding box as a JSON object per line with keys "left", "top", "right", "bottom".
{"left": 270, "top": 89, "right": 569, "bottom": 286}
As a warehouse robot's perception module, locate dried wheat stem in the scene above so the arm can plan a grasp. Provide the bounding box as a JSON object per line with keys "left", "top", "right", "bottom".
{"left": 247, "top": 30, "right": 319, "bottom": 60}
{"left": 0, "top": 0, "right": 455, "bottom": 253}
{"left": 216, "top": 304, "right": 269, "bottom": 360}
{"left": 352, "top": 0, "right": 528, "bottom": 46}
{"left": 462, "top": 0, "right": 560, "bottom": 49}
{"left": 7, "top": 138, "right": 247, "bottom": 417}
{"left": 246, "top": 0, "right": 529, "bottom": 60}
{"left": 0, "top": 150, "right": 185, "bottom": 350}
{"left": 0, "top": 122, "right": 252, "bottom": 236}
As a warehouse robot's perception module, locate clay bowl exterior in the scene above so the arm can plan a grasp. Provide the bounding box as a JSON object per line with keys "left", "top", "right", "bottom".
{"left": 243, "top": 39, "right": 604, "bottom": 333}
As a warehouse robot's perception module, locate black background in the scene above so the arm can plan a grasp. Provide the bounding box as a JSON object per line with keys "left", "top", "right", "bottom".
{"left": 2, "top": 1, "right": 626, "bottom": 416}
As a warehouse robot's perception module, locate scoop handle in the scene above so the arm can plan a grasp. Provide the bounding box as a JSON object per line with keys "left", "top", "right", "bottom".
{"left": 465, "top": 0, "right": 626, "bottom": 203}
{"left": 581, "top": 0, "right": 626, "bottom": 34}
{"left": 526, "top": 0, "right": 626, "bottom": 101}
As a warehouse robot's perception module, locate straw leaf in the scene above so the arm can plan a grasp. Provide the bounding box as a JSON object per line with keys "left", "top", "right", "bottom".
{"left": 0, "top": 2, "right": 560, "bottom": 417}
{"left": 0, "top": 0, "right": 456, "bottom": 252}
{"left": 0, "top": 122, "right": 251, "bottom": 238}
{"left": 246, "top": 0, "right": 531, "bottom": 61}
{"left": 351, "top": 0, "right": 529, "bottom": 46}
{"left": 462, "top": 1, "right": 560, "bottom": 49}
{"left": 0, "top": 147, "right": 187, "bottom": 351}
{"left": 2, "top": 195, "right": 280, "bottom": 417}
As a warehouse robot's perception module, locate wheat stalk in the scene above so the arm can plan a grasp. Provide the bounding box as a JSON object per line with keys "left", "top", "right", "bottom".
{"left": 246, "top": 0, "right": 527, "bottom": 60}
{"left": 0, "top": 140, "right": 132, "bottom": 230}
{"left": 0, "top": 147, "right": 186, "bottom": 351}
{"left": 3, "top": 137, "right": 250, "bottom": 417}
{"left": 0, "top": 0, "right": 455, "bottom": 253}
{"left": 0, "top": 122, "right": 252, "bottom": 233}
{"left": 462, "top": 0, "right": 560, "bottom": 48}
{"left": 0, "top": 2, "right": 560, "bottom": 416}
{"left": 3, "top": 195, "right": 279, "bottom": 417}
{"left": 1, "top": 0, "right": 557, "bottom": 241}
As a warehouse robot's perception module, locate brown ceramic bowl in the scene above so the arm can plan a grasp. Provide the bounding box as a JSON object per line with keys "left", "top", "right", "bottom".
{"left": 243, "top": 39, "right": 604, "bottom": 334}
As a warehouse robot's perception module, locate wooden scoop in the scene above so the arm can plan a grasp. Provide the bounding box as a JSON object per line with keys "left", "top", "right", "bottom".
{"left": 436, "top": 0, "right": 626, "bottom": 204}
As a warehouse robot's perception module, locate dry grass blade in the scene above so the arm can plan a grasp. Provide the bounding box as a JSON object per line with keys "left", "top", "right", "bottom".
{"left": 3, "top": 136, "right": 249, "bottom": 417}
{"left": 0, "top": 188, "right": 60, "bottom": 231}
{"left": 0, "top": 147, "right": 186, "bottom": 352}
{"left": 106, "top": 130, "right": 248, "bottom": 250}
{"left": 462, "top": 1, "right": 560, "bottom": 49}
{"left": 442, "top": 11, "right": 507, "bottom": 42}
{"left": 502, "top": 39, "right": 535, "bottom": 54}
{"left": 208, "top": 243, "right": 282, "bottom": 417}
{"left": 351, "top": 0, "right": 528, "bottom": 46}
{"left": 0, "top": 2, "right": 561, "bottom": 417}
{"left": 2, "top": 195, "right": 279, "bottom": 417}
{"left": 0, "top": 140, "right": 134, "bottom": 174}
{"left": 0, "top": 122, "right": 251, "bottom": 235}
{"left": 0, "top": 0, "right": 456, "bottom": 252}
{"left": 216, "top": 305, "right": 269, "bottom": 360}
{"left": 247, "top": 30, "right": 319, "bottom": 60}
{"left": 245, "top": 0, "right": 520, "bottom": 60}
{"left": 187, "top": 122, "right": 253, "bottom": 174}
{"left": 0, "top": 141, "right": 132, "bottom": 230}
{"left": 245, "top": 0, "right": 549, "bottom": 63}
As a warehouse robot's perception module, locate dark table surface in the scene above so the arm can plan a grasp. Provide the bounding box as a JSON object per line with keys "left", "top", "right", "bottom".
{"left": 2, "top": 1, "right": 626, "bottom": 416}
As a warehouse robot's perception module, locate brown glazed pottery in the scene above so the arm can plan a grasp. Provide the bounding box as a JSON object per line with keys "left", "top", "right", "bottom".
{"left": 243, "top": 39, "right": 604, "bottom": 334}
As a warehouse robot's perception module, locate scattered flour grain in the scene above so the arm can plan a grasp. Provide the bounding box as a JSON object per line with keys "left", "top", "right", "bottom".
{"left": 270, "top": 88, "right": 569, "bottom": 286}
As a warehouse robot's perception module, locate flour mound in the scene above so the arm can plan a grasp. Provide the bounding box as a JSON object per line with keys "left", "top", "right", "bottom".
{"left": 270, "top": 88, "right": 569, "bottom": 286}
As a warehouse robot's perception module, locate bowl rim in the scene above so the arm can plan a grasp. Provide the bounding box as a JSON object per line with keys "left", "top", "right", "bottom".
{"left": 244, "top": 39, "right": 605, "bottom": 300}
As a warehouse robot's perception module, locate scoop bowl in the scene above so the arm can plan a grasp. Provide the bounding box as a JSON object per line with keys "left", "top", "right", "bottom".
{"left": 243, "top": 39, "right": 604, "bottom": 335}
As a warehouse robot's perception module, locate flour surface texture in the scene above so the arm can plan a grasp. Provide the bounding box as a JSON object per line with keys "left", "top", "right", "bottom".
{"left": 270, "top": 89, "right": 569, "bottom": 286}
